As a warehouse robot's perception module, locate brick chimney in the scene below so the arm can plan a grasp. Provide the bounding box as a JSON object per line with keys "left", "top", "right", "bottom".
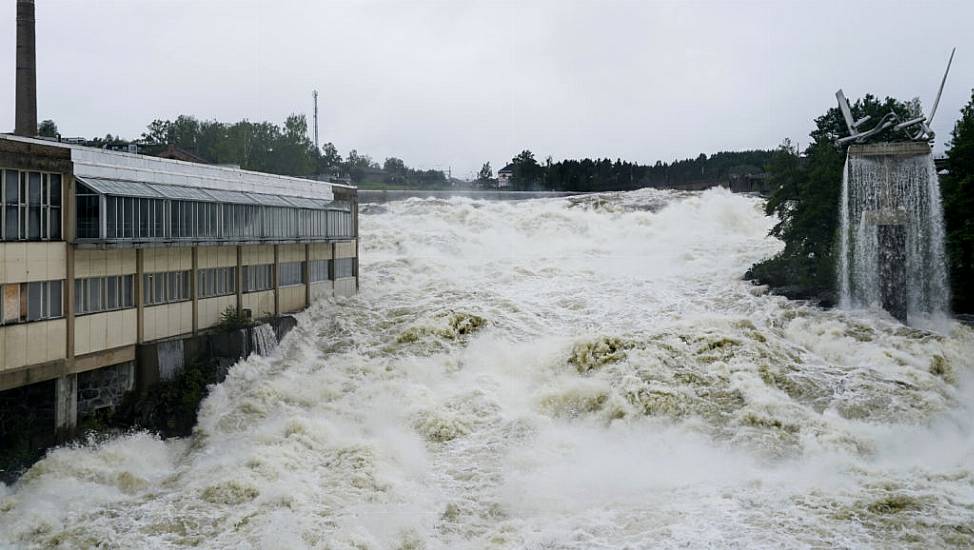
{"left": 14, "top": 0, "right": 37, "bottom": 137}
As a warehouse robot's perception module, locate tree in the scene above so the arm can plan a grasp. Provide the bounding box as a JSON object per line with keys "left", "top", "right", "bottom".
{"left": 318, "top": 142, "right": 341, "bottom": 174}
{"left": 477, "top": 162, "right": 493, "bottom": 186}
{"left": 942, "top": 89, "right": 974, "bottom": 313}
{"left": 37, "top": 120, "right": 58, "bottom": 138}
{"left": 511, "top": 150, "right": 543, "bottom": 190}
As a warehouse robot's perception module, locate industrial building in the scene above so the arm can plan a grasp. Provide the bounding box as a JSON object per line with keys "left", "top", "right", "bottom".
{"left": 1, "top": 0, "right": 358, "bottom": 439}
{"left": 0, "top": 134, "right": 359, "bottom": 433}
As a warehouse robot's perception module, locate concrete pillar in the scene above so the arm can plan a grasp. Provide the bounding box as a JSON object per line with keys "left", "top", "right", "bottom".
{"left": 136, "top": 248, "right": 145, "bottom": 343}
{"left": 330, "top": 242, "right": 338, "bottom": 296}
{"left": 273, "top": 244, "right": 280, "bottom": 315}
{"left": 878, "top": 224, "right": 908, "bottom": 323}
{"left": 191, "top": 246, "right": 199, "bottom": 334}
{"left": 235, "top": 245, "right": 243, "bottom": 313}
{"left": 304, "top": 243, "right": 311, "bottom": 307}
{"left": 54, "top": 374, "right": 77, "bottom": 441}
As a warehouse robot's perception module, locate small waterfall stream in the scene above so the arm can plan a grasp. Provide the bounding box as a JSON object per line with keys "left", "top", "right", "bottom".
{"left": 837, "top": 151, "right": 950, "bottom": 325}
{"left": 250, "top": 324, "right": 279, "bottom": 356}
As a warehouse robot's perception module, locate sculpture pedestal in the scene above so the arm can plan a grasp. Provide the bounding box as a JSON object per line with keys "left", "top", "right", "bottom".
{"left": 877, "top": 224, "right": 908, "bottom": 323}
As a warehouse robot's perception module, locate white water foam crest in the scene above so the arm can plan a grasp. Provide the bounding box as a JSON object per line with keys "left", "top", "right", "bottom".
{"left": 1, "top": 188, "right": 972, "bottom": 548}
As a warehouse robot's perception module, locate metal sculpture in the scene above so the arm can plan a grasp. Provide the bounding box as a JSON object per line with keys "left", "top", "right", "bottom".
{"left": 835, "top": 48, "right": 955, "bottom": 145}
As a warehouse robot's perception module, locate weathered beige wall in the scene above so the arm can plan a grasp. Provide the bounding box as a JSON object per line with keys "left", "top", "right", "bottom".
{"left": 241, "top": 245, "right": 274, "bottom": 265}
{"left": 335, "top": 240, "right": 357, "bottom": 259}
{"left": 335, "top": 278, "right": 357, "bottom": 297}
{"left": 198, "top": 294, "right": 236, "bottom": 330}
{"left": 278, "top": 244, "right": 305, "bottom": 263}
{"left": 0, "top": 319, "right": 66, "bottom": 372}
{"left": 279, "top": 286, "right": 306, "bottom": 313}
{"left": 309, "top": 243, "right": 332, "bottom": 260}
{"left": 143, "top": 248, "right": 191, "bottom": 273}
{"left": 0, "top": 242, "right": 67, "bottom": 284}
{"left": 143, "top": 301, "right": 193, "bottom": 342}
{"left": 242, "top": 290, "right": 274, "bottom": 318}
{"left": 74, "top": 249, "right": 137, "bottom": 278}
{"left": 198, "top": 245, "right": 237, "bottom": 269}
{"left": 310, "top": 281, "right": 334, "bottom": 301}
{"left": 74, "top": 309, "right": 137, "bottom": 356}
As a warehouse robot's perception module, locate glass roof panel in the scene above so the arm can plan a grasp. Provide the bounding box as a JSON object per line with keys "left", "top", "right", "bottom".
{"left": 148, "top": 183, "right": 215, "bottom": 201}
{"left": 246, "top": 193, "right": 292, "bottom": 207}
{"left": 280, "top": 196, "right": 323, "bottom": 209}
{"left": 205, "top": 189, "right": 257, "bottom": 204}
{"left": 79, "top": 177, "right": 162, "bottom": 198}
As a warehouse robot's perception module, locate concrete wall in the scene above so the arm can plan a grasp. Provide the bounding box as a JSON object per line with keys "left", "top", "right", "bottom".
{"left": 143, "top": 301, "right": 193, "bottom": 341}
{"left": 242, "top": 290, "right": 274, "bottom": 318}
{"left": 311, "top": 281, "right": 334, "bottom": 300}
{"left": 310, "top": 243, "right": 332, "bottom": 260}
{"left": 0, "top": 319, "right": 65, "bottom": 372}
{"left": 198, "top": 294, "right": 236, "bottom": 330}
{"left": 74, "top": 249, "right": 137, "bottom": 278}
{"left": 74, "top": 309, "right": 137, "bottom": 356}
{"left": 198, "top": 245, "right": 237, "bottom": 269}
{"left": 279, "top": 285, "right": 305, "bottom": 313}
{"left": 335, "top": 240, "right": 356, "bottom": 258}
{"left": 278, "top": 244, "right": 305, "bottom": 263}
{"left": 143, "top": 248, "right": 191, "bottom": 273}
{"left": 0, "top": 242, "right": 67, "bottom": 284}
{"left": 241, "top": 245, "right": 274, "bottom": 266}
{"left": 335, "top": 278, "right": 357, "bottom": 297}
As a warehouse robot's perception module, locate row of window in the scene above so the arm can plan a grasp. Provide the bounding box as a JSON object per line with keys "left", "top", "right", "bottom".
{"left": 243, "top": 264, "right": 273, "bottom": 293}
{"left": 0, "top": 280, "right": 63, "bottom": 324}
{"left": 278, "top": 262, "right": 304, "bottom": 287}
{"left": 77, "top": 187, "right": 354, "bottom": 242}
{"left": 75, "top": 275, "right": 135, "bottom": 315}
{"left": 144, "top": 271, "right": 191, "bottom": 306}
{"left": 1, "top": 260, "right": 356, "bottom": 325}
{"left": 198, "top": 267, "right": 236, "bottom": 299}
{"left": 2, "top": 169, "right": 62, "bottom": 241}
{"left": 335, "top": 258, "right": 355, "bottom": 279}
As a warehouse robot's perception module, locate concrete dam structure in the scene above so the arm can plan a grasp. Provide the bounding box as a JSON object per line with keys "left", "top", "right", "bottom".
{"left": 0, "top": 134, "right": 359, "bottom": 442}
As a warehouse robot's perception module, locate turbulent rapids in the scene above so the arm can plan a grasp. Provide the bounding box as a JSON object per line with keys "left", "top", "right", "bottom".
{"left": 2, "top": 189, "right": 973, "bottom": 548}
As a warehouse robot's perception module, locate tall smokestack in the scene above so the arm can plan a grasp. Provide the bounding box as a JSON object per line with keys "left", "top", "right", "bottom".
{"left": 14, "top": 0, "right": 37, "bottom": 137}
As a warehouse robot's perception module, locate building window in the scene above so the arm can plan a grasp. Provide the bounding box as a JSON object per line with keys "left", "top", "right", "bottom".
{"left": 198, "top": 267, "right": 237, "bottom": 299}
{"left": 75, "top": 275, "right": 134, "bottom": 315}
{"left": 242, "top": 264, "right": 273, "bottom": 293}
{"left": 278, "top": 262, "right": 305, "bottom": 287}
{"left": 1, "top": 169, "right": 62, "bottom": 241}
{"left": 309, "top": 259, "right": 330, "bottom": 282}
{"left": 334, "top": 258, "right": 356, "bottom": 279}
{"left": 144, "top": 271, "right": 191, "bottom": 306}
{"left": 0, "top": 280, "right": 63, "bottom": 324}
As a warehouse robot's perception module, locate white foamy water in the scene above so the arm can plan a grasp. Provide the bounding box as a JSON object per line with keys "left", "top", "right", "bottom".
{"left": 2, "top": 188, "right": 973, "bottom": 548}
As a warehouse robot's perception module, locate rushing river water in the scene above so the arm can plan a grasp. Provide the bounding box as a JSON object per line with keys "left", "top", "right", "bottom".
{"left": 2, "top": 188, "right": 973, "bottom": 548}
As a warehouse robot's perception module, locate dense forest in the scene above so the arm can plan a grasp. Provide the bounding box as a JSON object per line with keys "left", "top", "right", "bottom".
{"left": 942, "top": 90, "right": 974, "bottom": 314}
{"left": 482, "top": 149, "right": 773, "bottom": 192}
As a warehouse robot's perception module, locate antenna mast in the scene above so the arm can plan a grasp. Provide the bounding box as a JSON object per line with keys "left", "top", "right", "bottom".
{"left": 312, "top": 90, "right": 319, "bottom": 150}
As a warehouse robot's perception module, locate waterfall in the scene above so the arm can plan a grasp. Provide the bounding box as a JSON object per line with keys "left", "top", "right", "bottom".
{"left": 250, "top": 324, "right": 279, "bottom": 356}
{"left": 837, "top": 150, "right": 950, "bottom": 325}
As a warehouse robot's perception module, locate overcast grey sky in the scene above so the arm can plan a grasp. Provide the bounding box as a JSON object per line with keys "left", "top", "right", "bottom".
{"left": 1, "top": 0, "right": 971, "bottom": 176}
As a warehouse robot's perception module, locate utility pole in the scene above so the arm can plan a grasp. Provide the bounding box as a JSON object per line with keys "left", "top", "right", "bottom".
{"left": 312, "top": 90, "right": 319, "bottom": 151}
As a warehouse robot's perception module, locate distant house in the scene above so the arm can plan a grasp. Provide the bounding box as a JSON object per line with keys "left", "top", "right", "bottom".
{"left": 497, "top": 164, "right": 513, "bottom": 188}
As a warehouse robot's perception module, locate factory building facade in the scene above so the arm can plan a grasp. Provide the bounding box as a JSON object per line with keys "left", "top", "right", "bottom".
{"left": 0, "top": 134, "right": 358, "bottom": 432}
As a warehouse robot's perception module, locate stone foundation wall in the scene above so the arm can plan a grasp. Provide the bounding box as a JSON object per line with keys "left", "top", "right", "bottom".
{"left": 77, "top": 362, "right": 135, "bottom": 417}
